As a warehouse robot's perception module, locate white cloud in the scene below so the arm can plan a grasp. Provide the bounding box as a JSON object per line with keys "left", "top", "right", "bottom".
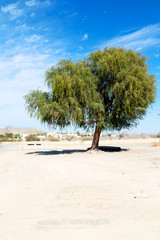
{"left": 0, "top": 53, "right": 51, "bottom": 119}
{"left": 135, "top": 47, "right": 142, "bottom": 51}
{"left": 0, "top": 50, "right": 57, "bottom": 129}
{"left": 42, "top": 0, "right": 51, "bottom": 6}
{"left": 55, "top": 48, "right": 64, "bottom": 54}
{"left": 102, "top": 24, "right": 160, "bottom": 50}
{"left": 6, "top": 39, "right": 15, "bottom": 45}
{"left": 78, "top": 46, "right": 84, "bottom": 50}
{"left": 25, "top": 34, "right": 41, "bottom": 43}
{"left": 25, "top": 0, "right": 50, "bottom": 7}
{"left": 1, "top": 3, "right": 17, "bottom": 13}
{"left": 82, "top": 33, "right": 88, "bottom": 41}
{"left": 0, "top": 53, "right": 49, "bottom": 82}
{"left": 1, "top": 2, "right": 23, "bottom": 19}
{"left": 25, "top": 0, "right": 39, "bottom": 7}
{"left": 31, "top": 12, "right": 36, "bottom": 17}
{"left": 15, "top": 24, "right": 35, "bottom": 33}
{"left": 82, "top": 15, "right": 87, "bottom": 21}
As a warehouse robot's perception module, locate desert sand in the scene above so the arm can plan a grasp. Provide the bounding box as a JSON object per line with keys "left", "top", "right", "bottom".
{"left": 0, "top": 138, "right": 160, "bottom": 240}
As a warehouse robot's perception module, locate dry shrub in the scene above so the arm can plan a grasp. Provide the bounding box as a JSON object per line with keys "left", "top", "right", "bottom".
{"left": 47, "top": 136, "right": 60, "bottom": 141}
{"left": 81, "top": 137, "right": 93, "bottom": 141}
{"left": 65, "top": 136, "right": 75, "bottom": 141}
{"left": 25, "top": 134, "right": 40, "bottom": 141}
{"left": 151, "top": 142, "right": 160, "bottom": 147}
{"left": 62, "top": 135, "right": 76, "bottom": 141}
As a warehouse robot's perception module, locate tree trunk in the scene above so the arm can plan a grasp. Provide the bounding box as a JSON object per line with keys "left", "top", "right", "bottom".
{"left": 91, "top": 126, "right": 101, "bottom": 149}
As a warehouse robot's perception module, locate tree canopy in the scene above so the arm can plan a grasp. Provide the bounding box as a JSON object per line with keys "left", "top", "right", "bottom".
{"left": 24, "top": 47, "right": 156, "bottom": 149}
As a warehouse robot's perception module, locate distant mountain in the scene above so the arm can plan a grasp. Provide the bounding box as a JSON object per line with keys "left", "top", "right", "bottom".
{"left": 0, "top": 126, "right": 45, "bottom": 135}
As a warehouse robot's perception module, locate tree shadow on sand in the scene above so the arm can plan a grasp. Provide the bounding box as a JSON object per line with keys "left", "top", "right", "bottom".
{"left": 27, "top": 146, "right": 128, "bottom": 156}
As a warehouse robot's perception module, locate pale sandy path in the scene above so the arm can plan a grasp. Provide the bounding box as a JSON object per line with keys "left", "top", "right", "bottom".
{"left": 0, "top": 139, "right": 160, "bottom": 240}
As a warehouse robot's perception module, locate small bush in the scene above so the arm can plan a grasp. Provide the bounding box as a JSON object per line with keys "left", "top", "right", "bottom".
{"left": 47, "top": 136, "right": 60, "bottom": 141}
{"left": 25, "top": 134, "right": 40, "bottom": 141}
{"left": 5, "top": 133, "right": 14, "bottom": 138}
{"left": 151, "top": 142, "right": 160, "bottom": 147}
{"left": 0, "top": 135, "right": 7, "bottom": 142}
{"left": 37, "top": 133, "right": 47, "bottom": 136}
{"left": 64, "top": 135, "right": 75, "bottom": 141}
{"left": 0, "top": 133, "right": 15, "bottom": 142}
{"left": 81, "top": 137, "right": 93, "bottom": 141}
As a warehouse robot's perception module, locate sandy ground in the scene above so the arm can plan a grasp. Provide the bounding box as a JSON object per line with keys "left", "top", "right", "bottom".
{"left": 0, "top": 138, "right": 160, "bottom": 240}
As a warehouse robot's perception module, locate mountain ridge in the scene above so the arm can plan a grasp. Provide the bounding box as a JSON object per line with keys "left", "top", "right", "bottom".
{"left": 0, "top": 126, "right": 45, "bottom": 135}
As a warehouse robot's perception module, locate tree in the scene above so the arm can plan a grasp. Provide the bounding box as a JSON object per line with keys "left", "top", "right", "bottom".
{"left": 24, "top": 47, "right": 156, "bottom": 149}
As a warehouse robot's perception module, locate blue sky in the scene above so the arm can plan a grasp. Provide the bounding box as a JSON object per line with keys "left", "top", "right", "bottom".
{"left": 0, "top": 0, "right": 160, "bottom": 134}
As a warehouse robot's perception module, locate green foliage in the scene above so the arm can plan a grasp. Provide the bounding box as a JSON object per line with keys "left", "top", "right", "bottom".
{"left": 25, "top": 134, "right": 40, "bottom": 141}
{"left": 37, "top": 133, "right": 47, "bottom": 136}
{"left": 5, "top": 133, "right": 14, "bottom": 138}
{"left": 15, "top": 134, "right": 21, "bottom": 138}
{"left": 156, "top": 133, "right": 160, "bottom": 138}
{"left": 25, "top": 59, "right": 102, "bottom": 129}
{"left": 24, "top": 47, "right": 156, "bottom": 136}
{"left": 86, "top": 47, "right": 156, "bottom": 130}
{"left": 0, "top": 134, "right": 7, "bottom": 142}
{"left": 0, "top": 133, "right": 22, "bottom": 142}
{"left": 77, "top": 131, "right": 81, "bottom": 136}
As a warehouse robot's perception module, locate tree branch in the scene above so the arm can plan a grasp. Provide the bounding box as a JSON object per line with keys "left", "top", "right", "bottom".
{"left": 80, "top": 119, "right": 97, "bottom": 125}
